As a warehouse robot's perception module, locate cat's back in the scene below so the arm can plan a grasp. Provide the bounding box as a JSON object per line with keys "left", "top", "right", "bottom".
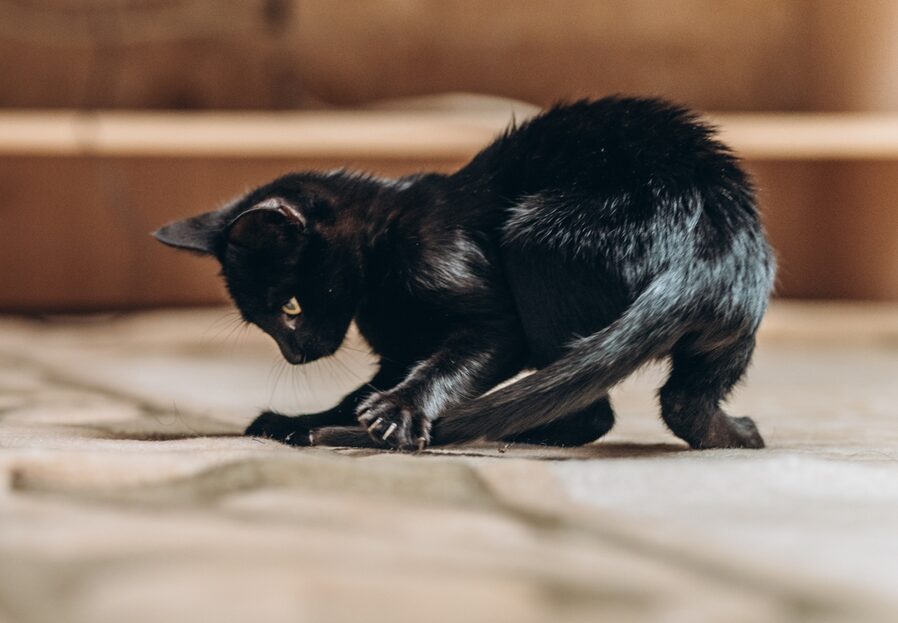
{"left": 468, "top": 96, "right": 770, "bottom": 310}
{"left": 471, "top": 96, "right": 741, "bottom": 199}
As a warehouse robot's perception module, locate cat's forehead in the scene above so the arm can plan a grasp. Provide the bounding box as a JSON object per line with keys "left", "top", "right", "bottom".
{"left": 224, "top": 245, "right": 296, "bottom": 284}
{"left": 224, "top": 258, "right": 295, "bottom": 314}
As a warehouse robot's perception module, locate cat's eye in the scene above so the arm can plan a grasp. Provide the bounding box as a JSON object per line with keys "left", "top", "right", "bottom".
{"left": 281, "top": 297, "right": 302, "bottom": 316}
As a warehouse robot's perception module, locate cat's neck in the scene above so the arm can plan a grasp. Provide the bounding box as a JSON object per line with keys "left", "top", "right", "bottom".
{"left": 339, "top": 171, "right": 452, "bottom": 247}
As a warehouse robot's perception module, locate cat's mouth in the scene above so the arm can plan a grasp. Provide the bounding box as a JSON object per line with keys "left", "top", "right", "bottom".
{"left": 279, "top": 349, "right": 307, "bottom": 365}
{"left": 271, "top": 332, "right": 337, "bottom": 365}
{"left": 272, "top": 333, "right": 308, "bottom": 365}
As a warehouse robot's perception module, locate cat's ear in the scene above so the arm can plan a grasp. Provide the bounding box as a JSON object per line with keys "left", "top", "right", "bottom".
{"left": 225, "top": 198, "right": 306, "bottom": 250}
{"left": 152, "top": 210, "right": 225, "bottom": 255}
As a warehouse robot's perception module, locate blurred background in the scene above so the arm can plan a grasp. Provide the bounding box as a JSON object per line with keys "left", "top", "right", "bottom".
{"left": 5, "top": 5, "right": 898, "bottom": 623}
{"left": 2, "top": 0, "right": 898, "bottom": 310}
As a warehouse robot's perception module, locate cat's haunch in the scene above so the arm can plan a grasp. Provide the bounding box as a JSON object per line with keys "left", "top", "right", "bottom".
{"left": 155, "top": 96, "right": 775, "bottom": 452}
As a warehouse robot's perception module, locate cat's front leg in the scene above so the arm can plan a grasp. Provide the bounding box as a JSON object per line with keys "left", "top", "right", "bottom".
{"left": 355, "top": 330, "right": 525, "bottom": 451}
{"left": 245, "top": 363, "right": 405, "bottom": 446}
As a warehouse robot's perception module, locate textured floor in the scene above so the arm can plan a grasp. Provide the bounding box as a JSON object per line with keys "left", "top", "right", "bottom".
{"left": 1, "top": 303, "right": 898, "bottom": 623}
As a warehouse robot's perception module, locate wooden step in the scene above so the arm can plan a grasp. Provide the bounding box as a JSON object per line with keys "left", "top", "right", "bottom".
{"left": 4, "top": 110, "right": 898, "bottom": 160}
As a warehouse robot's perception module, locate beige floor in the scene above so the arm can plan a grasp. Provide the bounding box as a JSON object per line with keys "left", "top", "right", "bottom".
{"left": 1, "top": 303, "right": 898, "bottom": 623}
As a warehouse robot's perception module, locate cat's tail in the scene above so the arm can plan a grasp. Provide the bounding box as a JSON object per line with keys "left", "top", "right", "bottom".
{"left": 431, "top": 271, "right": 690, "bottom": 445}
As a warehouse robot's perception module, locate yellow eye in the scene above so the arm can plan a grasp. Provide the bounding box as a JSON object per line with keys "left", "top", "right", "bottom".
{"left": 281, "top": 297, "right": 302, "bottom": 316}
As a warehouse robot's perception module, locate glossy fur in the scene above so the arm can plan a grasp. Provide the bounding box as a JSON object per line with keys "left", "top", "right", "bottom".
{"left": 154, "top": 97, "right": 775, "bottom": 451}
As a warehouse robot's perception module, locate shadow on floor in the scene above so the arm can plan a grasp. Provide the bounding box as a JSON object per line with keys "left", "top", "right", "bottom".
{"left": 79, "top": 425, "right": 688, "bottom": 460}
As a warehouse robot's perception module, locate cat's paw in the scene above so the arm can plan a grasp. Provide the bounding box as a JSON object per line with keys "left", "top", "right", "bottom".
{"left": 244, "top": 411, "right": 312, "bottom": 446}
{"left": 695, "top": 414, "right": 765, "bottom": 449}
{"left": 356, "top": 392, "right": 430, "bottom": 451}
{"left": 724, "top": 416, "right": 766, "bottom": 449}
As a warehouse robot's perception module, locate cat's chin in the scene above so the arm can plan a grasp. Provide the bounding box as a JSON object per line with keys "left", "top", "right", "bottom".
{"left": 279, "top": 346, "right": 339, "bottom": 366}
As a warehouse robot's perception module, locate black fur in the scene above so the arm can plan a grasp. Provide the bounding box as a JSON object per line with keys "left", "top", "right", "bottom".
{"left": 154, "top": 97, "right": 775, "bottom": 451}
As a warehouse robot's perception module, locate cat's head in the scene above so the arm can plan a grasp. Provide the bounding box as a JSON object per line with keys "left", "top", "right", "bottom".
{"left": 154, "top": 173, "right": 367, "bottom": 364}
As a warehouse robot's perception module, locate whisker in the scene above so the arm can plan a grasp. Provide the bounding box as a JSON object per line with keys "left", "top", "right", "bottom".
{"left": 208, "top": 316, "right": 242, "bottom": 345}
{"left": 268, "top": 357, "right": 288, "bottom": 409}
{"left": 332, "top": 351, "right": 365, "bottom": 384}
{"left": 172, "top": 401, "right": 201, "bottom": 436}
{"left": 265, "top": 355, "right": 281, "bottom": 398}
{"left": 216, "top": 316, "right": 247, "bottom": 350}
{"left": 323, "top": 355, "right": 344, "bottom": 387}
{"left": 227, "top": 321, "right": 252, "bottom": 353}
{"left": 202, "top": 310, "right": 241, "bottom": 340}
{"left": 340, "top": 344, "right": 392, "bottom": 364}
{"left": 291, "top": 359, "right": 304, "bottom": 408}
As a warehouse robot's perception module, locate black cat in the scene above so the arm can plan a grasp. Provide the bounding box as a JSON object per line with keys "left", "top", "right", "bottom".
{"left": 154, "top": 96, "right": 775, "bottom": 452}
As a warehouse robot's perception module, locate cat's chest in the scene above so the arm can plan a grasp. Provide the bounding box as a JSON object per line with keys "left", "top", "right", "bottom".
{"left": 353, "top": 236, "right": 469, "bottom": 359}
{"left": 354, "top": 281, "right": 450, "bottom": 363}
{"left": 354, "top": 227, "right": 502, "bottom": 362}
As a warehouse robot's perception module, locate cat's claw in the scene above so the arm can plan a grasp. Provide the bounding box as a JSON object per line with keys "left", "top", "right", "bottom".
{"left": 365, "top": 416, "right": 399, "bottom": 441}
{"left": 381, "top": 422, "right": 399, "bottom": 441}
{"left": 356, "top": 392, "right": 431, "bottom": 451}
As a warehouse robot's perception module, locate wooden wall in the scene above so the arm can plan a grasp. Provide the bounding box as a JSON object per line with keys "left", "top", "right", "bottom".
{"left": 5, "top": 142, "right": 898, "bottom": 311}
{"left": 0, "top": 0, "right": 815, "bottom": 112}
{"left": 3, "top": 1, "right": 898, "bottom": 309}
{"left": 0, "top": 154, "right": 462, "bottom": 312}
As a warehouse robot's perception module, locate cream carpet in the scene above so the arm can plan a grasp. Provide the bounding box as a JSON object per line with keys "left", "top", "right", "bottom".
{"left": 1, "top": 303, "right": 897, "bottom": 623}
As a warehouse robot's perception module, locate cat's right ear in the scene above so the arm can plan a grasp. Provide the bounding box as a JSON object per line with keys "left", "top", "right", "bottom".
{"left": 152, "top": 211, "right": 225, "bottom": 255}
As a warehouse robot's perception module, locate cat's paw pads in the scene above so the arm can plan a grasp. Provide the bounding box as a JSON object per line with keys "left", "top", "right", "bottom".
{"left": 245, "top": 411, "right": 311, "bottom": 446}
{"left": 356, "top": 393, "right": 430, "bottom": 451}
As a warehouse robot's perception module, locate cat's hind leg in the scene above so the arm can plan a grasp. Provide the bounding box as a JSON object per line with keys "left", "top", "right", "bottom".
{"left": 502, "top": 398, "right": 615, "bottom": 447}
{"left": 659, "top": 333, "right": 764, "bottom": 449}
{"left": 309, "top": 425, "right": 381, "bottom": 448}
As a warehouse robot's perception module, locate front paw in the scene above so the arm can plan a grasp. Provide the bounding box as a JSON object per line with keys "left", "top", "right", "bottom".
{"left": 245, "top": 411, "right": 311, "bottom": 446}
{"left": 356, "top": 392, "right": 430, "bottom": 451}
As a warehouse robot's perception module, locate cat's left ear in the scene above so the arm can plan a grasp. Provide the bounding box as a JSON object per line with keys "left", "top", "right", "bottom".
{"left": 225, "top": 198, "right": 306, "bottom": 250}
{"left": 152, "top": 210, "right": 226, "bottom": 255}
